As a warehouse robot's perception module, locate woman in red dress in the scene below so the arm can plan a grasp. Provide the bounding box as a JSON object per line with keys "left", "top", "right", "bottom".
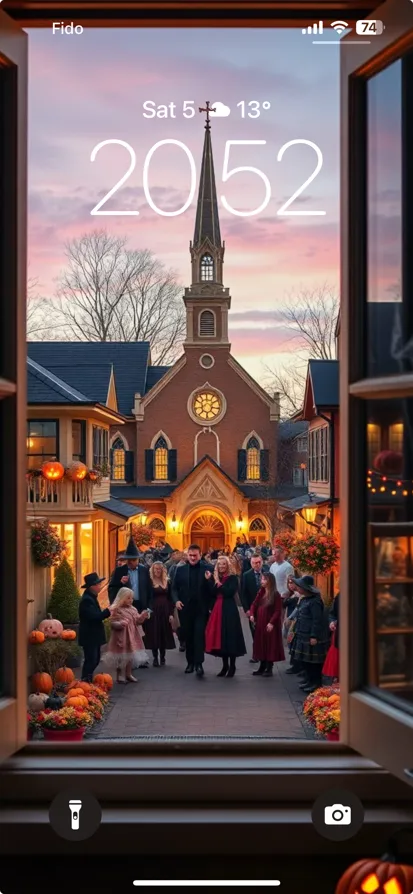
{"left": 205, "top": 555, "right": 246, "bottom": 677}
{"left": 247, "top": 572, "right": 284, "bottom": 677}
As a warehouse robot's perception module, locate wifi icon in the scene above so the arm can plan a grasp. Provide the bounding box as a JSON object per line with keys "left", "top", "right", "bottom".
{"left": 331, "top": 20, "right": 349, "bottom": 34}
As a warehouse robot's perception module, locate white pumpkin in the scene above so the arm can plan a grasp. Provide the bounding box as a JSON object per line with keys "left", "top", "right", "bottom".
{"left": 38, "top": 613, "right": 63, "bottom": 639}
{"left": 28, "top": 691, "right": 49, "bottom": 713}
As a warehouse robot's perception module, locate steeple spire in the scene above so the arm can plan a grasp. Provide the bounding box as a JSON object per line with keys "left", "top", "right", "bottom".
{"left": 193, "top": 103, "right": 221, "bottom": 247}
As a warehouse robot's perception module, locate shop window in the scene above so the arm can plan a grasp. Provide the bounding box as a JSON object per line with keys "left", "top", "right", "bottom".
{"left": 389, "top": 422, "right": 404, "bottom": 453}
{"left": 80, "top": 522, "right": 93, "bottom": 579}
{"left": 50, "top": 524, "right": 75, "bottom": 583}
{"left": 27, "top": 419, "right": 58, "bottom": 469}
{"left": 367, "top": 423, "right": 381, "bottom": 469}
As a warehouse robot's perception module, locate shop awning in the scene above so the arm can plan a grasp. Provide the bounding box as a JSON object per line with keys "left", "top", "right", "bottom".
{"left": 93, "top": 498, "right": 144, "bottom": 525}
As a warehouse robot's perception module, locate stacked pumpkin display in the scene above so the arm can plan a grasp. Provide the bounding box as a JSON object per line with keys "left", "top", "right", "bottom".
{"left": 27, "top": 666, "right": 112, "bottom": 741}
{"left": 28, "top": 617, "right": 113, "bottom": 740}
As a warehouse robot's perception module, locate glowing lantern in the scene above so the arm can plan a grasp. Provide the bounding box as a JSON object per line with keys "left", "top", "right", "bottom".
{"left": 335, "top": 856, "right": 413, "bottom": 894}
{"left": 66, "top": 461, "right": 87, "bottom": 481}
{"left": 41, "top": 460, "right": 65, "bottom": 481}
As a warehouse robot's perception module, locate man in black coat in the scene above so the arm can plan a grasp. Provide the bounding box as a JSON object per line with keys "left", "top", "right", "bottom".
{"left": 78, "top": 572, "right": 112, "bottom": 681}
{"left": 108, "top": 535, "right": 150, "bottom": 611}
{"left": 241, "top": 554, "right": 263, "bottom": 663}
{"left": 172, "top": 543, "right": 213, "bottom": 677}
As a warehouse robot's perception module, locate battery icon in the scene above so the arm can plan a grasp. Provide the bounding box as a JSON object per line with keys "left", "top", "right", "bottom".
{"left": 356, "top": 19, "right": 384, "bottom": 35}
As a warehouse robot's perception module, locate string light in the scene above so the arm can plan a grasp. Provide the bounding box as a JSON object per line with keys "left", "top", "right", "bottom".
{"left": 366, "top": 469, "right": 413, "bottom": 496}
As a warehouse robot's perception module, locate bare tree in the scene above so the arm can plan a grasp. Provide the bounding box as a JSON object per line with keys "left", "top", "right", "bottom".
{"left": 27, "top": 277, "right": 57, "bottom": 340}
{"left": 263, "top": 284, "right": 339, "bottom": 418}
{"left": 43, "top": 231, "right": 185, "bottom": 364}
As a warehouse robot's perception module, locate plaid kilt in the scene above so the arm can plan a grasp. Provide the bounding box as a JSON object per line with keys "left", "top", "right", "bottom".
{"left": 290, "top": 635, "right": 328, "bottom": 664}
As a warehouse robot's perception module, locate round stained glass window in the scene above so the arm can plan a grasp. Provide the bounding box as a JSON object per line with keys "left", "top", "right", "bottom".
{"left": 193, "top": 390, "right": 221, "bottom": 421}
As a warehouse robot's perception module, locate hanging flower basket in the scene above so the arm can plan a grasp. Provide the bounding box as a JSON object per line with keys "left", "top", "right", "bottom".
{"left": 289, "top": 533, "right": 340, "bottom": 576}
{"left": 273, "top": 530, "right": 297, "bottom": 555}
{"left": 31, "top": 521, "right": 67, "bottom": 568}
{"left": 131, "top": 523, "right": 154, "bottom": 549}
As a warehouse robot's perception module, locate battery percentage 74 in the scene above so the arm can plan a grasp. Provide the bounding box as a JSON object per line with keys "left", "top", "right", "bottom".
{"left": 356, "top": 19, "right": 385, "bottom": 35}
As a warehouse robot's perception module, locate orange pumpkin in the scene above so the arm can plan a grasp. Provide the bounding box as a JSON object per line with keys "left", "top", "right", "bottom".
{"left": 61, "top": 629, "right": 76, "bottom": 641}
{"left": 68, "top": 680, "right": 92, "bottom": 695}
{"left": 41, "top": 460, "right": 65, "bottom": 481}
{"left": 65, "top": 688, "right": 85, "bottom": 698}
{"left": 28, "top": 629, "right": 45, "bottom": 644}
{"left": 66, "top": 695, "right": 89, "bottom": 708}
{"left": 55, "top": 666, "right": 75, "bottom": 685}
{"left": 93, "top": 673, "right": 113, "bottom": 691}
{"left": 31, "top": 672, "right": 53, "bottom": 694}
{"left": 38, "top": 614, "right": 64, "bottom": 639}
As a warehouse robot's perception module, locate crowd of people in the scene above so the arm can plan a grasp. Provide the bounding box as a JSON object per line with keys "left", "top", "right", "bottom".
{"left": 78, "top": 534, "right": 339, "bottom": 694}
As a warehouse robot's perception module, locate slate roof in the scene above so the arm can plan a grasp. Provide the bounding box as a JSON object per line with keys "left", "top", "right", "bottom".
{"left": 94, "top": 498, "right": 144, "bottom": 519}
{"left": 278, "top": 493, "right": 331, "bottom": 512}
{"left": 27, "top": 342, "right": 151, "bottom": 415}
{"left": 308, "top": 359, "right": 339, "bottom": 409}
{"left": 27, "top": 358, "right": 90, "bottom": 404}
{"left": 279, "top": 420, "right": 308, "bottom": 441}
{"left": 111, "top": 485, "right": 175, "bottom": 500}
{"left": 145, "top": 366, "right": 170, "bottom": 393}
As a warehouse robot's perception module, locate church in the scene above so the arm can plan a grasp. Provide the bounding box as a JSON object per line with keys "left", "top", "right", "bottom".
{"left": 27, "top": 112, "right": 280, "bottom": 561}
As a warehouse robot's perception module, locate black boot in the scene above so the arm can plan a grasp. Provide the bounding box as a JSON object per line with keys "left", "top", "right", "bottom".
{"left": 253, "top": 661, "right": 266, "bottom": 676}
{"left": 185, "top": 664, "right": 194, "bottom": 673}
{"left": 160, "top": 650, "right": 166, "bottom": 666}
{"left": 195, "top": 664, "right": 204, "bottom": 677}
{"left": 217, "top": 657, "right": 229, "bottom": 677}
{"left": 227, "top": 658, "right": 236, "bottom": 678}
{"left": 263, "top": 662, "right": 273, "bottom": 677}
{"left": 152, "top": 650, "right": 159, "bottom": 668}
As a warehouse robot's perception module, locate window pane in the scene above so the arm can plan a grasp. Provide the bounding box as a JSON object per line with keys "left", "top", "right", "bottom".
{"left": 154, "top": 447, "right": 168, "bottom": 480}
{"left": 112, "top": 449, "right": 125, "bottom": 480}
{"left": 27, "top": 420, "right": 57, "bottom": 467}
{"left": 72, "top": 421, "right": 85, "bottom": 461}
{"left": 246, "top": 448, "right": 260, "bottom": 480}
{"left": 367, "top": 62, "right": 403, "bottom": 378}
{"left": 80, "top": 522, "right": 93, "bottom": 579}
{"left": 366, "top": 399, "right": 413, "bottom": 710}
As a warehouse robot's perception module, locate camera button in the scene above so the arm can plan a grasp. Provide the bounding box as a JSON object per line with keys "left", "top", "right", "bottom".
{"left": 311, "top": 788, "right": 364, "bottom": 841}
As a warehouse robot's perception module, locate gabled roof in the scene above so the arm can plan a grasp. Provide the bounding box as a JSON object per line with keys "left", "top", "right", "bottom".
{"left": 145, "top": 366, "right": 170, "bottom": 393}
{"left": 27, "top": 358, "right": 90, "bottom": 404}
{"left": 298, "top": 359, "right": 339, "bottom": 421}
{"left": 279, "top": 420, "right": 308, "bottom": 441}
{"left": 27, "top": 342, "right": 151, "bottom": 415}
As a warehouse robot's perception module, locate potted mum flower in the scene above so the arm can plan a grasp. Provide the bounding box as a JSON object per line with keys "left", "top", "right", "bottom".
{"left": 316, "top": 706, "right": 340, "bottom": 741}
{"left": 27, "top": 711, "right": 39, "bottom": 740}
{"left": 38, "top": 706, "right": 93, "bottom": 741}
{"left": 302, "top": 686, "right": 340, "bottom": 727}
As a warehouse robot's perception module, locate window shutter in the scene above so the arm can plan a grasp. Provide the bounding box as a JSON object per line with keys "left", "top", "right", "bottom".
{"left": 125, "top": 450, "right": 134, "bottom": 483}
{"left": 260, "top": 449, "right": 270, "bottom": 481}
{"left": 238, "top": 449, "right": 247, "bottom": 481}
{"left": 145, "top": 449, "right": 154, "bottom": 481}
{"left": 168, "top": 449, "right": 177, "bottom": 482}
{"left": 109, "top": 448, "right": 114, "bottom": 479}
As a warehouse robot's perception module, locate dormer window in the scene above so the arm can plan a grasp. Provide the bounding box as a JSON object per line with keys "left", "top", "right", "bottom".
{"left": 200, "top": 255, "right": 214, "bottom": 281}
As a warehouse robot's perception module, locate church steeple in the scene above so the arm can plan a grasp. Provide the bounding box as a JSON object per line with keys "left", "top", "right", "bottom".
{"left": 184, "top": 104, "right": 231, "bottom": 349}
{"left": 193, "top": 103, "right": 221, "bottom": 249}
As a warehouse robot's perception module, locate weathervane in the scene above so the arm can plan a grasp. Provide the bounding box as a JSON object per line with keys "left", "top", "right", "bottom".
{"left": 199, "top": 101, "right": 216, "bottom": 131}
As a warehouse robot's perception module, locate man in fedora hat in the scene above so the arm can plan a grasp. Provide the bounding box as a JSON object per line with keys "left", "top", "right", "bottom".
{"left": 108, "top": 534, "right": 150, "bottom": 613}
{"left": 79, "top": 572, "right": 113, "bottom": 682}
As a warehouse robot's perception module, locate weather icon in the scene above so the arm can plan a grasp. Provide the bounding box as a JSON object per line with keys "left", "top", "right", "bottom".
{"left": 209, "top": 101, "right": 231, "bottom": 117}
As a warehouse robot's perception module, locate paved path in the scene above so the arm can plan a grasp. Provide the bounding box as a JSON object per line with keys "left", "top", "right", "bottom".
{"left": 90, "top": 617, "right": 311, "bottom": 740}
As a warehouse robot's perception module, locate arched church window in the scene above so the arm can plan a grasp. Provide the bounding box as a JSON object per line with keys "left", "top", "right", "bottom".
{"left": 154, "top": 436, "right": 168, "bottom": 480}
{"left": 246, "top": 437, "right": 260, "bottom": 480}
{"left": 249, "top": 518, "right": 266, "bottom": 532}
{"left": 150, "top": 517, "right": 166, "bottom": 532}
{"left": 200, "top": 254, "right": 214, "bottom": 281}
{"left": 199, "top": 309, "right": 216, "bottom": 337}
{"left": 111, "top": 437, "right": 126, "bottom": 480}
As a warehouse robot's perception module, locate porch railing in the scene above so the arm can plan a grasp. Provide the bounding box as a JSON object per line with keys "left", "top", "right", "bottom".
{"left": 26, "top": 477, "right": 94, "bottom": 508}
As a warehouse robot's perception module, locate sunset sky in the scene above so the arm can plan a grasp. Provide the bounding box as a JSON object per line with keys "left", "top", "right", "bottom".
{"left": 28, "top": 27, "right": 342, "bottom": 381}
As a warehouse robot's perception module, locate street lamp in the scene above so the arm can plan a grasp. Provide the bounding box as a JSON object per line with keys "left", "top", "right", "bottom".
{"left": 302, "top": 503, "right": 317, "bottom": 524}
{"left": 171, "top": 512, "right": 177, "bottom": 532}
{"left": 236, "top": 511, "right": 243, "bottom": 532}
{"left": 140, "top": 512, "right": 148, "bottom": 526}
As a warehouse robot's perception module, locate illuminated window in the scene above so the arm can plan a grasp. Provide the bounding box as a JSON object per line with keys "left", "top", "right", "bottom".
{"left": 199, "top": 310, "right": 215, "bottom": 337}
{"left": 27, "top": 419, "right": 58, "bottom": 469}
{"left": 80, "top": 522, "right": 93, "bottom": 579}
{"left": 246, "top": 437, "right": 260, "bottom": 480}
{"left": 50, "top": 524, "right": 75, "bottom": 583}
{"left": 111, "top": 437, "right": 126, "bottom": 480}
{"left": 200, "top": 255, "right": 214, "bottom": 281}
{"left": 367, "top": 423, "right": 381, "bottom": 468}
{"left": 154, "top": 437, "right": 168, "bottom": 480}
{"left": 389, "top": 422, "right": 403, "bottom": 453}
{"left": 193, "top": 390, "right": 221, "bottom": 421}
{"left": 150, "top": 517, "right": 166, "bottom": 532}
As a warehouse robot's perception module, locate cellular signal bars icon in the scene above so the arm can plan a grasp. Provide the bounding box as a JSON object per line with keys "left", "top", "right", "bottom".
{"left": 302, "top": 20, "right": 323, "bottom": 34}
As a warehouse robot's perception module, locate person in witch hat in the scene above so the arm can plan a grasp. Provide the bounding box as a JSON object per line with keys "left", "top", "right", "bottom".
{"left": 289, "top": 575, "right": 330, "bottom": 693}
{"left": 108, "top": 534, "right": 150, "bottom": 613}
{"left": 79, "top": 572, "right": 113, "bottom": 682}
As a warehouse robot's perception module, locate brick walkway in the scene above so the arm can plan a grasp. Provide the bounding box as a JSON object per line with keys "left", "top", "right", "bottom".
{"left": 90, "top": 617, "right": 311, "bottom": 740}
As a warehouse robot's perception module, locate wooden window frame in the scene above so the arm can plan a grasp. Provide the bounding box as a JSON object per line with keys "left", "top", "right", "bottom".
{"left": 26, "top": 417, "right": 59, "bottom": 466}
{"left": 2, "top": 0, "right": 413, "bottom": 852}
{"left": 71, "top": 419, "right": 86, "bottom": 463}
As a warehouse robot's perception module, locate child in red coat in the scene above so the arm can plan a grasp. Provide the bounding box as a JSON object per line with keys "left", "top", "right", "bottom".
{"left": 247, "top": 572, "right": 284, "bottom": 677}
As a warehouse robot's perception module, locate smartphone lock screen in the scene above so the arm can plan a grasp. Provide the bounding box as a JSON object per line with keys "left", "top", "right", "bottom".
{"left": 1, "top": 0, "right": 413, "bottom": 889}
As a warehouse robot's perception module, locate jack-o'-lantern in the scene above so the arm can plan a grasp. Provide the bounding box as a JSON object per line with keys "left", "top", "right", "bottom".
{"left": 373, "top": 450, "right": 403, "bottom": 477}
{"left": 41, "top": 460, "right": 65, "bottom": 481}
{"left": 65, "top": 461, "right": 87, "bottom": 481}
{"left": 38, "top": 614, "right": 63, "bottom": 639}
{"left": 336, "top": 829, "right": 413, "bottom": 894}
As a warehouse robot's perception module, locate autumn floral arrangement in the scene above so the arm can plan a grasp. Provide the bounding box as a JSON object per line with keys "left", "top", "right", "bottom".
{"left": 28, "top": 671, "right": 111, "bottom": 740}
{"left": 289, "top": 532, "right": 340, "bottom": 576}
{"left": 302, "top": 685, "right": 340, "bottom": 740}
{"left": 273, "top": 530, "right": 297, "bottom": 556}
{"left": 132, "top": 523, "right": 155, "bottom": 550}
{"left": 38, "top": 705, "right": 94, "bottom": 731}
{"left": 31, "top": 521, "right": 67, "bottom": 568}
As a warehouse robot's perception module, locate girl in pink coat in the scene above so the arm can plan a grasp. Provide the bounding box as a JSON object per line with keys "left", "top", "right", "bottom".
{"left": 104, "top": 587, "right": 149, "bottom": 682}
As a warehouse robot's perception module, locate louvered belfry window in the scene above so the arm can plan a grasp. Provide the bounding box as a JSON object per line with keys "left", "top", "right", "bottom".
{"left": 199, "top": 310, "right": 215, "bottom": 337}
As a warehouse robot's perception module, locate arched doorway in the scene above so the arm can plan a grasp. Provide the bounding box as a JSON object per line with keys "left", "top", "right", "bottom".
{"left": 190, "top": 513, "right": 225, "bottom": 554}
